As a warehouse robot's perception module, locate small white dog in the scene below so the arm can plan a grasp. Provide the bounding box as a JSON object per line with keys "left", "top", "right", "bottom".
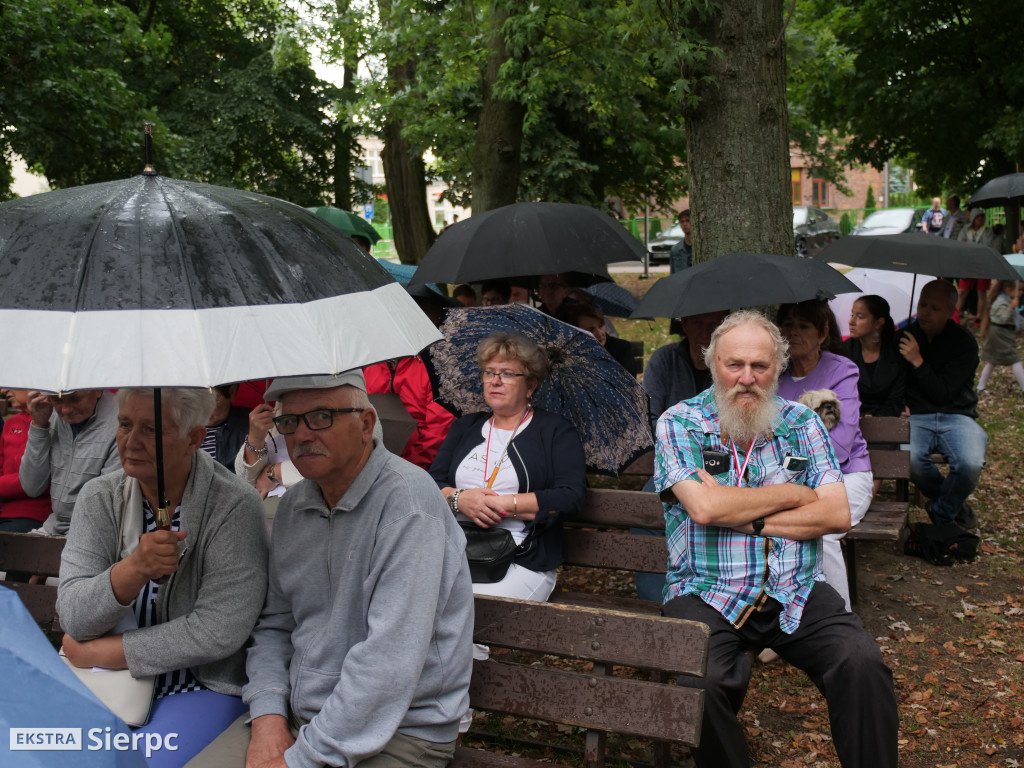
{"left": 798, "top": 388, "right": 841, "bottom": 431}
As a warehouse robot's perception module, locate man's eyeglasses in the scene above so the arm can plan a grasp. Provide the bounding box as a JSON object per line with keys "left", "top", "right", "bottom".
{"left": 272, "top": 408, "right": 365, "bottom": 435}
{"left": 482, "top": 370, "right": 526, "bottom": 382}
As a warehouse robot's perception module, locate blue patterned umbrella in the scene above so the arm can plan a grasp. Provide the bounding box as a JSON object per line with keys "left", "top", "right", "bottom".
{"left": 425, "top": 304, "right": 652, "bottom": 475}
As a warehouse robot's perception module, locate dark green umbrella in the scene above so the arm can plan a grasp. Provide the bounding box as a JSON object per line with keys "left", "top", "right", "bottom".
{"left": 308, "top": 206, "right": 382, "bottom": 244}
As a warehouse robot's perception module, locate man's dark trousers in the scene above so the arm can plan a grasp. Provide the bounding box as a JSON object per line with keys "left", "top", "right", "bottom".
{"left": 664, "top": 583, "right": 898, "bottom": 768}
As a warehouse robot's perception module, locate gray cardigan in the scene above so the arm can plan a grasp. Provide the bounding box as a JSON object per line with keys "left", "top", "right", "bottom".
{"left": 57, "top": 450, "right": 269, "bottom": 696}
{"left": 245, "top": 441, "right": 474, "bottom": 768}
{"left": 19, "top": 391, "right": 121, "bottom": 534}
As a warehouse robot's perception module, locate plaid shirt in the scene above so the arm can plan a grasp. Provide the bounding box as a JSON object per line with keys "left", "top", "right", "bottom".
{"left": 654, "top": 388, "right": 844, "bottom": 633}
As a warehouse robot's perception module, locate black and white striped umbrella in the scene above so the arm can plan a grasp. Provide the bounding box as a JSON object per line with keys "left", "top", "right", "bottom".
{"left": 0, "top": 174, "right": 440, "bottom": 391}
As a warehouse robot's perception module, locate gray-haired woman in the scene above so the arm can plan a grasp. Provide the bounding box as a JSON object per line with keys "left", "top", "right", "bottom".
{"left": 57, "top": 387, "right": 268, "bottom": 766}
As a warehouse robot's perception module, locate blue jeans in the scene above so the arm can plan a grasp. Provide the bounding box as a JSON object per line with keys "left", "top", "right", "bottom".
{"left": 909, "top": 414, "right": 987, "bottom": 523}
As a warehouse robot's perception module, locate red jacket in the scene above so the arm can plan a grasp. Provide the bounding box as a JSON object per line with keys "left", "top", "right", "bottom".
{"left": 363, "top": 357, "right": 455, "bottom": 469}
{"left": 0, "top": 411, "right": 53, "bottom": 522}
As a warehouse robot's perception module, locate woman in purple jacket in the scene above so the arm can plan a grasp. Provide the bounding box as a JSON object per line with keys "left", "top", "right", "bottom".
{"left": 777, "top": 300, "right": 873, "bottom": 612}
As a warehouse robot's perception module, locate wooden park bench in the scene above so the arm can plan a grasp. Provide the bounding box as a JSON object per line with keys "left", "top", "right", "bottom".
{"left": 846, "top": 416, "right": 912, "bottom": 606}
{"left": 456, "top": 595, "right": 708, "bottom": 768}
{"left": 0, "top": 530, "right": 65, "bottom": 637}
{"left": 567, "top": 415, "right": 913, "bottom": 609}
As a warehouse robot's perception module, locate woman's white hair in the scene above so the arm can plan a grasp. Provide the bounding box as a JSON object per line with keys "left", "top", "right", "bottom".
{"left": 116, "top": 388, "right": 216, "bottom": 437}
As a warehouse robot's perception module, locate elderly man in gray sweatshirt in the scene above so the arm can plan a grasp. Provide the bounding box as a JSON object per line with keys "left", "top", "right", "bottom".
{"left": 19, "top": 389, "right": 120, "bottom": 534}
{"left": 190, "top": 370, "right": 474, "bottom": 768}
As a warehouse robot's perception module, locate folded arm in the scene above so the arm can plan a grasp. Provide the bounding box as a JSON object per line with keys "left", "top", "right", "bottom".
{"left": 668, "top": 468, "right": 849, "bottom": 540}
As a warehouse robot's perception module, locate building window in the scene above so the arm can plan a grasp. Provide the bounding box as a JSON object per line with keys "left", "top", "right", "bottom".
{"left": 811, "top": 178, "right": 830, "bottom": 208}
{"left": 791, "top": 170, "right": 802, "bottom": 205}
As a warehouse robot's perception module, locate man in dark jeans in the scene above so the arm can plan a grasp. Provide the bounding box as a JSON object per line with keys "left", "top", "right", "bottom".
{"left": 655, "top": 310, "right": 897, "bottom": 768}
{"left": 900, "top": 279, "right": 987, "bottom": 529}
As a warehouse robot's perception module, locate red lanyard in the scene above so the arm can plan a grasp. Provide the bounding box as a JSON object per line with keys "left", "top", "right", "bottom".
{"left": 484, "top": 409, "right": 530, "bottom": 488}
{"left": 729, "top": 440, "right": 756, "bottom": 488}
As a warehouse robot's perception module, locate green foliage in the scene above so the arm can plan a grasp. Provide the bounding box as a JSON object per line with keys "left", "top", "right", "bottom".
{"left": 791, "top": 1, "right": 1024, "bottom": 194}
{"left": 839, "top": 212, "right": 853, "bottom": 236}
{"left": 368, "top": 0, "right": 700, "bottom": 213}
{"left": 864, "top": 185, "right": 876, "bottom": 214}
{"left": 1, "top": 0, "right": 334, "bottom": 202}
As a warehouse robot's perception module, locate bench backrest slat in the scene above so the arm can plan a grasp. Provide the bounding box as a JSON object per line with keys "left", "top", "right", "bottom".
{"left": 867, "top": 448, "right": 910, "bottom": 481}
{"left": 621, "top": 451, "right": 654, "bottom": 476}
{"left": 0, "top": 532, "right": 65, "bottom": 575}
{"left": 562, "top": 529, "right": 666, "bottom": 573}
{"left": 0, "top": 532, "right": 65, "bottom": 631}
{"left": 573, "top": 489, "right": 663, "bottom": 528}
{"left": 474, "top": 595, "right": 706, "bottom": 675}
{"left": 858, "top": 416, "right": 910, "bottom": 444}
{"left": 469, "top": 658, "right": 703, "bottom": 747}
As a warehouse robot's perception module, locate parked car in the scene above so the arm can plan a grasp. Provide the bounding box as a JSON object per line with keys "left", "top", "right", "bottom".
{"left": 647, "top": 222, "right": 684, "bottom": 264}
{"left": 851, "top": 207, "right": 926, "bottom": 236}
{"left": 793, "top": 206, "right": 841, "bottom": 257}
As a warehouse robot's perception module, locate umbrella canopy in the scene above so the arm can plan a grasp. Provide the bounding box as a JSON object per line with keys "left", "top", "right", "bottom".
{"left": 424, "top": 304, "right": 652, "bottom": 475}
{"left": 968, "top": 173, "right": 1024, "bottom": 207}
{"left": 307, "top": 206, "right": 382, "bottom": 244}
{"left": 0, "top": 587, "right": 148, "bottom": 767}
{"left": 410, "top": 202, "right": 646, "bottom": 286}
{"left": 582, "top": 281, "right": 638, "bottom": 318}
{"left": 0, "top": 175, "right": 440, "bottom": 391}
{"left": 631, "top": 251, "right": 860, "bottom": 319}
{"left": 827, "top": 267, "right": 936, "bottom": 332}
{"left": 1004, "top": 252, "right": 1024, "bottom": 281}
{"left": 812, "top": 233, "right": 1018, "bottom": 280}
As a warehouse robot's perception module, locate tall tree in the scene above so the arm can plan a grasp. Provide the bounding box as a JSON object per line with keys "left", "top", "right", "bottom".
{"left": 793, "top": 1, "right": 1024, "bottom": 194}
{"left": 382, "top": 0, "right": 690, "bottom": 214}
{"left": 677, "top": 0, "right": 794, "bottom": 262}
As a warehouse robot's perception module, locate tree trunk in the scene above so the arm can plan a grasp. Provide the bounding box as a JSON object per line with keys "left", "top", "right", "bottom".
{"left": 684, "top": 0, "right": 792, "bottom": 264}
{"left": 471, "top": 5, "right": 526, "bottom": 213}
{"left": 332, "top": 62, "right": 356, "bottom": 210}
{"left": 381, "top": 60, "right": 437, "bottom": 264}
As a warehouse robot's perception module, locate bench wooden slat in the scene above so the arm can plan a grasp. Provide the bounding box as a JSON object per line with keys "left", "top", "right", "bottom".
{"left": 866, "top": 449, "right": 910, "bottom": 481}
{"left": 452, "top": 747, "right": 562, "bottom": 768}
{"left": 474, "top": 596, "right": 705, "bottom": 675}
{"left": 621, "top": 451, "right": 654, "bottom": 476}
{"left": 562, "top": 529, "right": 667, "bottom": 573}
{"left": 1, "top": 582, "right": 60, "bottom": 629}
{"left": 858, "top": 416, "right": 910, "bottom": 444}
{"left": 549, "top": 591, "right": 662, "bottom": 616}
{"left": 468, "top": 659, "right": 703, "bottom": 746}
{"left": 0, "top": 532, "right": 65, "bottom": 575}
{"left": 573, "top": 489, "right": 662, "bottom": 528}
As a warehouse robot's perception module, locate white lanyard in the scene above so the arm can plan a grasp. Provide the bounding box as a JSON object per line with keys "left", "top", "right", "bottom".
{"left": 729, "top": 440, "right": 756, "bottom": 488}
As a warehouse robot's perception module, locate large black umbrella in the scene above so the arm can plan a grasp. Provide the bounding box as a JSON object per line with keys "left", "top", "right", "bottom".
{"left": 410, "top": 202, "right": 645, "bottom": 285}
{"left": 967, "top": 173, "right": 1024, "bottom": 207}
{"left": 812, "top": 233, "right": 1017, "bottom": 280}
{"left": 630, "top": 251, "right": 860, "bottom": 319}
{"left": 0, "top": 174, "right": 440, "bottom": 391}
{"left": 0, "top": 170, "right": 441, "bottom": 525}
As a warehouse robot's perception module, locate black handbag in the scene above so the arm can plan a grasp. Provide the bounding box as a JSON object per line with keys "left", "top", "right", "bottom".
{"left": 459, "top": 523, "right": 534, "bottom": 583}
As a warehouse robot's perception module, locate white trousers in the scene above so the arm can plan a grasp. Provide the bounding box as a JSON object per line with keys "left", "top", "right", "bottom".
{"left": 822, "top": 470, "right": 874, "bottom": 612}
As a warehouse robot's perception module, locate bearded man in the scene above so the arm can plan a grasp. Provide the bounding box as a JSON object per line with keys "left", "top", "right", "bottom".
{"left": 653, "top": 310, "right": 897, "bottom": 768}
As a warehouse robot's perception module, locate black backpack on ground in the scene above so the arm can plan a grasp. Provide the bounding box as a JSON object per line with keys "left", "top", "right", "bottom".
{"left": 903, "top": 522, "right": 980, "bottom": 566}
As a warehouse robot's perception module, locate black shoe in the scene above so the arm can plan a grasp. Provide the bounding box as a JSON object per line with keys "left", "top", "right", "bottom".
{"left": 955, "top": 503, "right": 979, "bottom": 530}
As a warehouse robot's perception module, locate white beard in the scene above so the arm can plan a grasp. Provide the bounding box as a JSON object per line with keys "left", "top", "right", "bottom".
{"left": 715, "top": 380, "right": 779, "bottom": 447}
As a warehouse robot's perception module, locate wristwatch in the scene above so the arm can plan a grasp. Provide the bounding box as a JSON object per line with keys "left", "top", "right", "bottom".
{"left": 266, "top": 463, "right": 277, "bottom": 484}
{"left": 752, "top": 517, "right": 766, "bottom": 536}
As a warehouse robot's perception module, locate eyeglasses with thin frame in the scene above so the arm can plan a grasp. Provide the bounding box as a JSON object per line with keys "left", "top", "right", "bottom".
{"left": 482, "top": 370, "right": 527, "bottom": 383}
{"left": 272, "top": 408, "right": 366, "bottom": 435}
